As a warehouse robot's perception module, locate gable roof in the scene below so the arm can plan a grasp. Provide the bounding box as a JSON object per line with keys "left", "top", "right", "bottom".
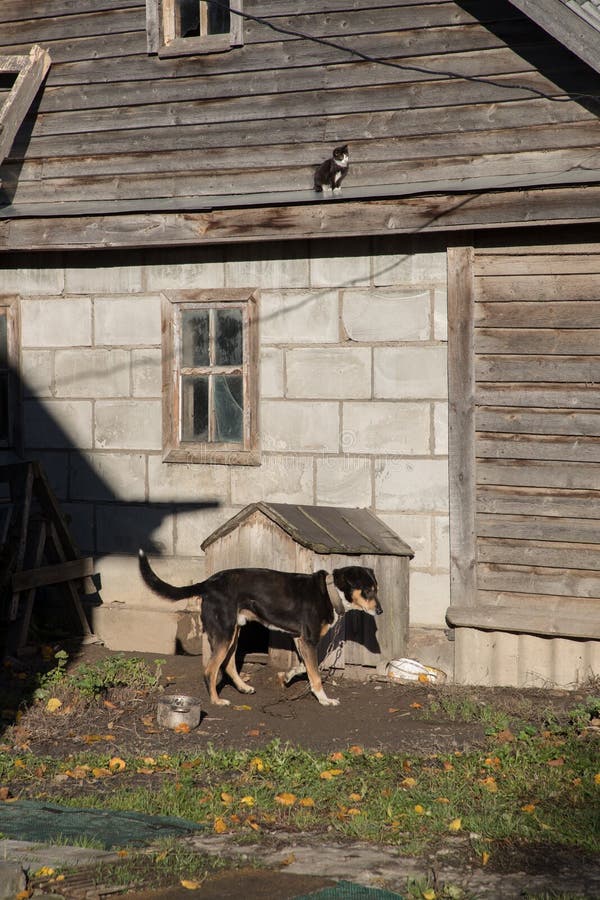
{"left": 509, "top": 0, "right": 600, "bottom": 73}
{"left": 201, "top": 502, "right": 414, "bottom": 557}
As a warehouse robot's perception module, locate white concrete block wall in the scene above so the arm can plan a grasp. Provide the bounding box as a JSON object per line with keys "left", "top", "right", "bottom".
{"left": 8, "top": 236, "right": 450, "bottom": 628}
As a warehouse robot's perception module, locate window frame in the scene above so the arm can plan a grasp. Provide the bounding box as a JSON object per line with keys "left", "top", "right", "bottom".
{"left": 162, "top": 289, "right": 259, "bottom": 466}
{"left": 0, "top": 296, "right": 21, "bottom": 452}
{"left": 146, "top": 0, "right": 244, "bottom": 57}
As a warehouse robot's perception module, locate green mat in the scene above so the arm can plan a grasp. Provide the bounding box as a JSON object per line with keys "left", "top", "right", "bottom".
{"left": 298, "top": 882, "right": 403, "bottom": 899}
{"left": 0, "top": 799, "right": 203, "bottom": 849}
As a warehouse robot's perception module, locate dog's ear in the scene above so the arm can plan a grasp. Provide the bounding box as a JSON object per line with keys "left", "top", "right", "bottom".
{"left": 332, "top": 568, "right": 351, "bottom": 596}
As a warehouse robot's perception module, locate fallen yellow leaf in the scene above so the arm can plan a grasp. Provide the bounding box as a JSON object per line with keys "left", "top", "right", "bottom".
{"left": 414, "top": 804, "right": 425, "bottom": 815}
{"left": 349, "top": 792, "right": 362, "bottom": 802}
{"left": 480, "top": 776, "right": 498, "bottom": 793}
{"left": 109, "top": 757, "right": 126, "bottom": 772}
{"left": 401, "top": 777, "right": 417, "bottom": 788}
{"left": 275, "top": 792, "right": 297, "bottom": 806}
{"left": 250, "top": 757, "right": 264, "bottom": 771}
{"left": 174, "top": 722, "right": 191, "bottom": 734}
{"left": 214, "top": 817, "right": 228, "bottom": 833}
{"left": 435, "top": 797, "right": 450, "bottom": 804}
{"left": 300, "top": 797, "right": 315, "bottom": 807}
{"left": 180, "top": 879, "right": 201, "bottom": 890}
{"left": 240, "top": 796, "right": 255, "bottom": 806}
{"left": 46, "top": 698, "right": 62, "bottom": 713}
{"left": 220, "top": 792, "right": 233, "bottom": 805}
{"left": 330, "top": 751, "right": 344, "bottom": 762}
{"left": 448, "top": 818, "right": 462, "bottom": 832}
{"left": 320, "top": 768, "right": 343, "bottom": 780}
{"left": 33, "top": 867, "right": 55, "bottom": 878}
{"left": 410, "top": 702, "right": 422, "bottom": 709}
{"left": 422, "top": 889, "right": 436, "bottom": 900}
{"left": 521, "top": 803, "right": 536, "bottom": 814}
{"left": 482, "top": 851, "right": 491, "bottom": 866}
{"left": 348, "top": 745, "right": 363, "bottom": 755}
{"left": 594, "top": 773, "right": 600, "bottom": 785}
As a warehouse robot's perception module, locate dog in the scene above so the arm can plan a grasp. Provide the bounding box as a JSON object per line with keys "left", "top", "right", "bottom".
{"left": 138, "top": 550, "right": 381, "bottom": 706}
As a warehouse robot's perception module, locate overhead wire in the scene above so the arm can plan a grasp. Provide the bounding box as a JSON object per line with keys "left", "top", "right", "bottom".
{"left": 204, "top": 0, "right": 600, "bottom": 105}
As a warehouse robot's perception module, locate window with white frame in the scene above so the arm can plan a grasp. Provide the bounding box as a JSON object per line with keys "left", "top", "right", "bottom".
{"left": 0, "top": 297, "right": 19, "bottom": 450}
{"left": 162, "top": 290, "right": 259, "bottom": 465}
{"left": 147, "top": 0, "right": 243, "bottom": 57}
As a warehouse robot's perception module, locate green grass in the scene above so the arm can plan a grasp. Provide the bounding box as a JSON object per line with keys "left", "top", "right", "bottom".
{"left": 2, "top": 725, "right": 599, "bottom": 859}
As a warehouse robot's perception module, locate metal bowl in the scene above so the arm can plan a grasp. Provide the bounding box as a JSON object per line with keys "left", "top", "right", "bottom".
{"left": 157, "top": 694, "right": 202, "bottom": 730}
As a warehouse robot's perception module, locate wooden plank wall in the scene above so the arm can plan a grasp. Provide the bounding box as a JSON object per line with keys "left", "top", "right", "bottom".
{"left": 1, "top": 0, "right": 600, "bottom": 212}
{"left": 472, "top": 237, "right": 600, "bottom": 627}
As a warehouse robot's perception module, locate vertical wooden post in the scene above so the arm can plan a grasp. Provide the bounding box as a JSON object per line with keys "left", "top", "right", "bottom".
{"left": 447, "top": 244, "right": 477, "bottom": 608}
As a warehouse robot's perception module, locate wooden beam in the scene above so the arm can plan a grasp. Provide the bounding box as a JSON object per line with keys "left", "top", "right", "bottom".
{"left": 508, "top": 0, "right": 600, "bottom": 75}
{"left": 0, "top": 185, "right": 599, "bottom": 250}
{"left": 447, "top": 244, "right": 477, "bottom": 609}
{"left": 0, "top": 45, "right": 51, "bottom": 162}
{"left": 447, "top": 603, "right": 600, "bottom": 640}
{"left": 12, "top": 557, "right": 94, "bottom": 592}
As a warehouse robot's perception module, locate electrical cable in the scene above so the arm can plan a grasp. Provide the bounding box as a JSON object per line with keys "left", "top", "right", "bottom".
{"left": 203, "top": 0, "right": 600, "bottom": 105}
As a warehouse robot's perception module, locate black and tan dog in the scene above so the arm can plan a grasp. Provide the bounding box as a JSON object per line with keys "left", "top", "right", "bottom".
{"left": 138, "top": 550, "right": 381, "bottom": 706}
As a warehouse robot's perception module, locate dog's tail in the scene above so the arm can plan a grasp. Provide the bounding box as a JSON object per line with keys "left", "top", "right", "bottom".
{"left": 138, "top": 549, "right": 203, "bottom": 601}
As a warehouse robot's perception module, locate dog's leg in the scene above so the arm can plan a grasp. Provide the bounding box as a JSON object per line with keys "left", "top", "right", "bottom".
{"left": 296, "top": 636, "right": 339, "bottom": 706}
{"left": 204, "top": 639, "right": 235, "bottom": 706}
{"left": 281, "top": 637, "right": 307, "bottom": 685}
{"left": 224, "top": 626, "right": 255, "bottom": 695}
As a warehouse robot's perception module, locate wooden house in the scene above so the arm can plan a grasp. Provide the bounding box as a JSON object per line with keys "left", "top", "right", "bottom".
{"left": 201, "top": 501, "right": 414, "bottom": 673}
{"left": 0, "top": 0, "right": 600, "bottom": 687}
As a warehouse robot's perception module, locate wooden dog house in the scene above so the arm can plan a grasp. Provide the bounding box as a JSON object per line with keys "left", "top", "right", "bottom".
{"left": 201, "top": 502, "right": 414, "bottom": 675}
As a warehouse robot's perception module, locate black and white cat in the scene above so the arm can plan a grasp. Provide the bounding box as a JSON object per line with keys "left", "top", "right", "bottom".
{"left": 314, "top": 144, "right": 349, "bottom": 195}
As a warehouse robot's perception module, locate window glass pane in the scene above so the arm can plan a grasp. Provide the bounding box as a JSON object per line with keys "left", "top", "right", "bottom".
{"left": 215, "top": 308, "right": 243, "bottom": 366}
{"left": 177, "top": 0, "right": 200, "bottom": 36}
{"left": 0, "top": 313, "right": 7, "bottom": 367}
{"left": 181, "top": 375, "right": 208, "bottom": 441}
{"left": 0, "top": 374, "right": 8, "bottom": 442}
{"left": 214, "top": 375, "right": 243, "bottom": 443}
{"left": 208, "top": 0, "right": 230, "bottom": 34}
{"left": 182, "top": 310, "right": 209, "bottom": 367}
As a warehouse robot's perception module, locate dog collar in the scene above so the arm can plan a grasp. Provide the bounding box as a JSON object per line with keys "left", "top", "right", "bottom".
{"left": 325, "top": 573, "right": 346, "bottom": 615}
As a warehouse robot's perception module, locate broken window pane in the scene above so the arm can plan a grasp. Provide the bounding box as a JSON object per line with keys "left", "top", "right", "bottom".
{"left": 214, "top": 374, "right": 243, "bottom": 443}
{"left": 215, "top": 308, "right": 243, "bottom": 366}
{"left": 181, "top": 375, "right": 208, "bottom": 441}
{"left": 182, "top": 310, "right": 209, "bottom": 367}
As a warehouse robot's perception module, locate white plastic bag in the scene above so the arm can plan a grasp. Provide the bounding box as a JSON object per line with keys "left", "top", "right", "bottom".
{"left": 386, "top": 657, "right": 446, "bottom": 684}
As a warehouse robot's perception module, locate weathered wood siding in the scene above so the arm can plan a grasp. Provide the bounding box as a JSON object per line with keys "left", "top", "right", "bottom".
{"left": 1, "top": 0, "right": 600, "bottom": 215}
{"left": 448, "top": 235, "right": 600, "bottom": 645}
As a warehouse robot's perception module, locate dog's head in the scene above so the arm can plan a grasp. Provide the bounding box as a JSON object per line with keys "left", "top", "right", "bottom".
{"left": 333, "top": 566, "right": 382, "bottom": 616}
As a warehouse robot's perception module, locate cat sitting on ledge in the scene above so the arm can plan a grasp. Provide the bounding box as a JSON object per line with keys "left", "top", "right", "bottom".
{"left": 314, "top": 144, "right": 349, "bottom": 196}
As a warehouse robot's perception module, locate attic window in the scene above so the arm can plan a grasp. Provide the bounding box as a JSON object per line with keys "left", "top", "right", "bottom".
{"left": 162, "top": 290, "right": 259, "bottom": 465}
{"left": 147, "top": 0, "right": 244, "bottom": 57}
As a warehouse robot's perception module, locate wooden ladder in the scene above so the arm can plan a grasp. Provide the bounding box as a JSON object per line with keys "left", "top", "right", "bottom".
{"left": 0, "top": 461, "right": 99, "bottom": 652}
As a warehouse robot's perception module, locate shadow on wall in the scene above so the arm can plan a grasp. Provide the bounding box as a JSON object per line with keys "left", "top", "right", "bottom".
{"left": 0, "top": 364, "right": 218, "bottom": 737}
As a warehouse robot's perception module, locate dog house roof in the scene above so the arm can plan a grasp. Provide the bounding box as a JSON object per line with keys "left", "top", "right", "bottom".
{"left": 201, "top": 502, "right": 414, "bottom": 558}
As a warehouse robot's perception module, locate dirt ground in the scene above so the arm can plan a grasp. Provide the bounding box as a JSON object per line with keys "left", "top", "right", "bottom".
{"left": 0, "top": 641, "right": 589, "bottom": 758}
{"left": 0, "top": 642, "right": 504, "bottom": 757}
